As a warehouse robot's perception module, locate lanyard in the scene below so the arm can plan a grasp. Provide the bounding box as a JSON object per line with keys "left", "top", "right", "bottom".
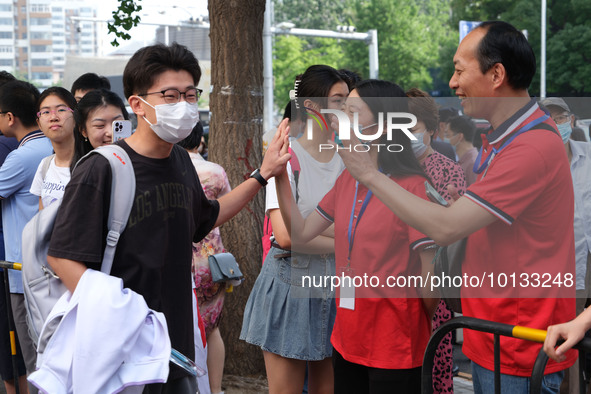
{"left": 473, "top": 114, "right": 550, "bottom": 175}
{"left": 347, "top": 181, "right": 373, "bottom": 263}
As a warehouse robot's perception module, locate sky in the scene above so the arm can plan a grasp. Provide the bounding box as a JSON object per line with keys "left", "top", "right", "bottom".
{"left": 96, "top": 0, "right": 208, "bottom": 55}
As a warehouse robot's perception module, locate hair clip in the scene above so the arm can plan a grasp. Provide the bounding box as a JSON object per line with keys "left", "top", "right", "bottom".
{"left": 292, "top": 78, "right": 301, "bottom": 109}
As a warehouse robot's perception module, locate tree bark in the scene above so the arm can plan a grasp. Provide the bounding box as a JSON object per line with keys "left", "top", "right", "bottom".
{"left": 208, "top": 0, "right": 266, "bottom": 376}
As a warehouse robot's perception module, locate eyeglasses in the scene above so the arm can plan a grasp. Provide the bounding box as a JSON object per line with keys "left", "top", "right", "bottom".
{"left": 37, "top": 107, "right": 73, "bottom": 119}
{"left": 552, "top": 113, "right": 571, "bottom": 125}
{"left": 140, "top": 88, "right": 202, "bottom": 104}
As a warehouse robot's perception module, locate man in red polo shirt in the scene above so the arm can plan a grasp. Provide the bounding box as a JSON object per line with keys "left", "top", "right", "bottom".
{"left": 336, "top": 21, "right": 576, "bottom": 393}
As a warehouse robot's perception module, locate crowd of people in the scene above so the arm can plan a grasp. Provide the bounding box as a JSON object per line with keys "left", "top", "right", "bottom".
{"left": 0, "top": 18, "right": 586, "bottom": 394}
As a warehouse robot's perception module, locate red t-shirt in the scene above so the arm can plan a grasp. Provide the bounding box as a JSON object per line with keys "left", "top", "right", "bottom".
{"left": 462, "top": 103, "right": 577, "bottom": 376}
{"left": 317, "top": 170, "right": 434, "bottom": 369}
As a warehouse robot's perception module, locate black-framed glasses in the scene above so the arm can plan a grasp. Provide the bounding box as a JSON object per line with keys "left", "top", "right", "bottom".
{"left": 140, "top": 88, "right": 202, "bottom": 104}
{"left": 0, "top": 111, "right": 8, "bottom": 115}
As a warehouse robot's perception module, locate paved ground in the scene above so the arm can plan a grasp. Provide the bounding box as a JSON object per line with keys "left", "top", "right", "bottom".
{"left": 222, "top": 375, "right": 475, "bottom": 394}
{"left": 221, "top": 342, "right": 477, "bottom": 394}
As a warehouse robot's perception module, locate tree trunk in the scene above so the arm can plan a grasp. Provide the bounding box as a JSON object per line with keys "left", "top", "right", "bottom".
{"left": 208, "top": 0, "right": 266, "bottom": 376}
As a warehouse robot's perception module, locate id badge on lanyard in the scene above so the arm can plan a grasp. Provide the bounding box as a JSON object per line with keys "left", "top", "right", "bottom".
{"left": 339, "top": 266, "right": 356, "bottom": 310}
{"left": 339, "top": 182, "right": 372, "bottom": 311}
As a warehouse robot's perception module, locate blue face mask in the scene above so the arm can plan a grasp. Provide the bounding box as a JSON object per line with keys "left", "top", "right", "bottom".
{"left": 411, "top": 132, "right": 428, "bottom": 157}
{"left": 557, "top": 122, "right": 572, "bottom": 144}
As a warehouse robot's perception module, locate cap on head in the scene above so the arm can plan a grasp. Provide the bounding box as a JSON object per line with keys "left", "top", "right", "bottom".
{"left": 539, "top": 97, "right": 570, "bottom": 113}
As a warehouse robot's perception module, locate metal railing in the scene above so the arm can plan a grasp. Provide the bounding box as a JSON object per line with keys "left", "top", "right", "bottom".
{"left": 422, "top": 316, "right": 591, "bottom": 394}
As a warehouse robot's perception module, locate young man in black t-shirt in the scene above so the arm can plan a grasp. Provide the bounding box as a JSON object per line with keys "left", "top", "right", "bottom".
{"left": 48, "top": 43, "right": 290, "bottom": 391}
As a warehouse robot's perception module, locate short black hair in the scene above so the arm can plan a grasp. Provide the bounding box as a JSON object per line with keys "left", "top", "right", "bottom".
{"left": 571, "top": 128, "right": 586, "bottom": 142}
{"left": 71, "top": 73, "right": 111, "bottom": 96}
{"left": 338, "top": 68, "right": 362, "bottom": 91}
{"left": 123, "top": 42, "right": 201, "bottom": 99}
{"left": 0, "top": 71, "right": 15, "bottom": 86}
{"left": 0, "top": 80, "right": 40, "bottom": 128}
{"left": 438, "top": 107, "right": 458, "bottom": 123}
{"left": 177, "top": 122, "right": 203, "bottom": 151}
{"left": 448, "top": 115, "right": 476, "bottom": 142}
{"left": 476, "top": 21, "right": 536, "bottom": 90}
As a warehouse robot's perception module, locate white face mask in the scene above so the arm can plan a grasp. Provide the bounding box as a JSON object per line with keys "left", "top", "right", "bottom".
{"left": 140, "top": 97, "right": 199, "bottom": 144}
{"left": 411, "top": 132, "right": 428, "bottom": 157}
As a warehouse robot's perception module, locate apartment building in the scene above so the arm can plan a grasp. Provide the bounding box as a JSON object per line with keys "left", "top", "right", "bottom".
{"left": 0, "top": 0, "right": 98, "bottom": 87}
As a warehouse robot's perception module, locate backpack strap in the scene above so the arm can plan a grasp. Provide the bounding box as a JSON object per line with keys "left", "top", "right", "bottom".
{"left": 535, "top": 121, "right": 559, "bottom": 136}
{"left": 76, "top": 145, "right": 136, "bottom": 274}
{"left": 40, "top": 154, "right": 55, "bottom": 180}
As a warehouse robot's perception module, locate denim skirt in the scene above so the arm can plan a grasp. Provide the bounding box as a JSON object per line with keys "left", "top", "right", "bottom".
{"left": 240, "top": 246, "right": 336, "bottom": 360}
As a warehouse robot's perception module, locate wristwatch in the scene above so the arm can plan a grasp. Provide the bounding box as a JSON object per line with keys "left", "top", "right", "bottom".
{"left": 249, "top": 168, "right": 268, "bottom": 187}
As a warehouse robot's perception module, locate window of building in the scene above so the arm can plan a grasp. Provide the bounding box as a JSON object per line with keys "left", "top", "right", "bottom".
{"left": 32, "top": 72, "right": 51, "bottom": 80}
{"left": 32, "top": 59, "right": 51, "bottom": 66}
{"left": 0, "top": 18, "right": 11, "bottom": 25}
{"left": 0, "top": 46, "right": 12, "bottom": 53}
{"left": 0, "top": 59, "right": 12, "bottom": 66}
{"left": 30, "top": 31, "right": 50, "bottom": 40}
{"left": 0, "top": 5, "right": 11, "bottom": 12}
{"left": 30, "top": 4, "right": 50, "bottom": 13}
{"left": 30, "top": 18, "right": 50, "bottom": 26}
{"left": 0, "top": 31, "right": 12, "bottom": 39}
{"left": 31, "top": 45, "right": 51, "bottom": 52}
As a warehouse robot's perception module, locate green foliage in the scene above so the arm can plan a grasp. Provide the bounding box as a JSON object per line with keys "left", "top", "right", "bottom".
{"left": 108, "top": 0, "right": 143, "bottom": 47}
{"left": 547, "top": 24, "right": 591, "bottom": 94}
{"left": 273, "top": 35, "right": 349, "bottom": 109}
{"left": 450, "top": 0, "right": 591, "bottom": 95}
{"left": 273, "top": 0, "right": 355, "bottom": 30}
{"left": 344, "top": 0, "right": 454, "bottom": 93}
{"left": 272, "top": 0, "right": 457, "bottom": 98}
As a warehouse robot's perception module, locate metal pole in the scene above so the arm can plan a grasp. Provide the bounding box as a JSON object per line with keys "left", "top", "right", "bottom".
{"left": 26, "top": 3, "right": 31, "bottom": 82}
{"left": 368, "top": 29, "right": 379, "bottom": 79}
{"left": 263, "top": 0, "right": 274, "bottom": 133}
{"left": 3, "top": 269, "right": 19, "bottom": 393}
{"left": 165, "top": 25, "right": 169, "bottom": 45}
{"left": 494, "top": 334, "right": 501, "bottom": 394}
{"left": 540, "top": 0, "right": 546, "bottom": 98}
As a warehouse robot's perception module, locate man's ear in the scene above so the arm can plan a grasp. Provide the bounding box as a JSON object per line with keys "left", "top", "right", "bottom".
{"left": 490, "top": 63, "right": 507, "bottom": 89}
{"left": 5, "top": 112, "right": 16, "bottom": 128}
{"left": 128, "top": 95, "right": 145, "bottom": 117}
